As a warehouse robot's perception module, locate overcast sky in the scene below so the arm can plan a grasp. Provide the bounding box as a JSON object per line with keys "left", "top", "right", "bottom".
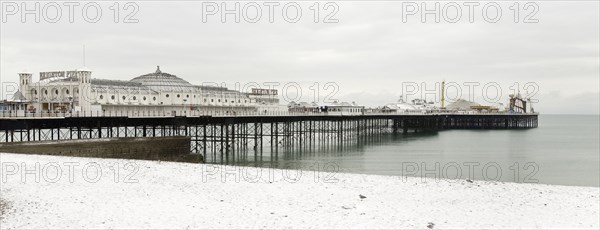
{"left": 1, "top": 1, "right": 598, "bottom": 114}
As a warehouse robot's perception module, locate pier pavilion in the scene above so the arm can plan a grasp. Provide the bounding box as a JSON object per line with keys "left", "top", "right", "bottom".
{"left": 15, "top": 66, "right": 277, "bottom": 116}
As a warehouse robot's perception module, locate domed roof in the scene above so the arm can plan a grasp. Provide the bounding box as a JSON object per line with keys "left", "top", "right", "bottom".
{"left": 130, "top": 66, "right": 197, "bottom": 92}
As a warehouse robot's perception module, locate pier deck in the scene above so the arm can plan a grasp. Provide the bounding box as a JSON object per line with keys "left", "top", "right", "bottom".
{"left": 0, "top": 113, "right": 538, "bottom": 156}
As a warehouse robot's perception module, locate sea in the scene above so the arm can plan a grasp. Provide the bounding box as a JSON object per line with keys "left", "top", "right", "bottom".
{"left": 206, "top": 114, "right": 600, "bottom": 187}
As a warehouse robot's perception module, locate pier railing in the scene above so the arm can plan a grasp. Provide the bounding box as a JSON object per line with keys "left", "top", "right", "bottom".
{"left": 0, "top": 110, "right": 536, "bottom": 118}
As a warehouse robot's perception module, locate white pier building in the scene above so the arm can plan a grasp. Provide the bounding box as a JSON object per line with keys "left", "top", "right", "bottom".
{"left": 15, "top": 66, "right": 276, "bottom": 116}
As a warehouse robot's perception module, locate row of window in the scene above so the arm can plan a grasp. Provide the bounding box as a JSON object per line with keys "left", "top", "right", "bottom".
{"left": 99, "top": 95, "right": 157, "bottom": 101}
{"left": 203, "top": 98, "right": 248, "bottom": 103}
{"left": 327, "top": 108, "right": 362, "bottom": 112}
{"left": 32, "top": 89, "right": 247, "bottom": 103}
{"left": 33, "top": 89, "right": 76, "bottom": 95}
{"left": 97, "top": 95, "right": 250, "bottom": 104}
{"left": 165, "top": 94, "right": 194, "bottom": 98}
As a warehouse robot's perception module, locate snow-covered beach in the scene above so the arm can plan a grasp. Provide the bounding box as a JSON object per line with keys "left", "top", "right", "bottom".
{"left": 1, "top": 152, "right": 598, "bottom": 229}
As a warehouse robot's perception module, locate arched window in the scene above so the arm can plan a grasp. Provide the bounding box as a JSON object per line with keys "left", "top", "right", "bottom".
{"left": 66, "top": 89, "right": 69, "bottom": 95}
{"left": 55, "top": 89, "right": 59, "bottom": 95}
{"left": 111, "top": 95, "right": 115, "bottom": 100}
{"left": 122, "top": 96, "right": 126, "bottom": 100}
{"left": 143, "top": 96, "right": 146, "bottom": 101}
{"left": 186, "top": 94, "right": 189, "bottom": 98}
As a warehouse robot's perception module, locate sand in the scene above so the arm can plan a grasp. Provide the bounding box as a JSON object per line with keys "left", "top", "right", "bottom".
{"left": 0, "top": 153, "right": 598, "bottom": 229}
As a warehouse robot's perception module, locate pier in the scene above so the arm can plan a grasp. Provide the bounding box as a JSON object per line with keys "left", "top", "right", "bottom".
{"left": 0, "top": 113, "right": 538, "bottom": 158}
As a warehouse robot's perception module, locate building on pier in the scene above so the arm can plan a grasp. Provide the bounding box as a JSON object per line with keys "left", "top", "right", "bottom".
{"left": 249, "top": 88, "right": 287, "bottom": 113}
{"left": 288, "top": 101, "right": 364, "bottom": 115}
{"left": 445, "top": 99, "right": 481, "bottom": 111}
{"left": 0, "top": 91, "right": 30, "bottom": 116}
{"left": 384, "top": 95, "right": 436, "bottom": 112}
{"left": 15, "top": 66, "right": 279, "bottom": 115}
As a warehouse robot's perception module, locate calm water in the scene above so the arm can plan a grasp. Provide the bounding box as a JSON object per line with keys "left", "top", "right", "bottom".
{"left": 207, "top": 115, "right": 600, "bottom": 187}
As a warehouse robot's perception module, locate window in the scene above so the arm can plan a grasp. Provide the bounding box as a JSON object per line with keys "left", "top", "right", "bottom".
{"left": 203, "top": 99, "right": 207, "bottom": 102}
{"left": 225, "top": 99, "right": 227, "bottom": 102}
{"left": 66, "top": 89, "right": 69, "bottom": 95}
{"left": 55, "top": 90, "right": 59, "bottom": 95}
{"left": 133, "top": 96, "right": 137, "bottom": 100}
{"left": 111, "top": 95, "right": 115, "bottom": 100}
{"left": 218, "top": 99, "right": 221, "bottom": 102}
{"left": 153, "top": 97, "right": 156, "bottom": 101}
{"left": 186, "top": 94, "right": 189, "bottom": 98}
{"left": 211, "top": 99, "right": 214, "bottom": 102}
{"left": 143, "top": 96, "right": 146, "bottom": 101}
{"left": 34, "top": 90, "right": 38, "bottom": 95}
{"left": 177, "top": 94, "right": 180, "bottom": 98}
{"left": 122, "top": 96, "right": 126, "bottom": 100}
{"left": 166, "top": 94, "right": 170, "bottom": 98}
{"left": 100, "top": 95, "right": 104, "bottom": 99}
{"left": 44, "top": 90, "right": 48, "bottom": 95}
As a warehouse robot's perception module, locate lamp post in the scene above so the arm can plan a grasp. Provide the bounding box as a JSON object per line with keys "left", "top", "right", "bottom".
{"left": 183, "top": 98, "right": 187, "bottom": 116}
{"left": 68, "top": 96, "right": 73, "bottom": 113}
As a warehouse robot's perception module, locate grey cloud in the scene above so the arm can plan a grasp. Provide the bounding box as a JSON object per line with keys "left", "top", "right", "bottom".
{"left": 1, "top": 1, "right": 598, "bottom": 114}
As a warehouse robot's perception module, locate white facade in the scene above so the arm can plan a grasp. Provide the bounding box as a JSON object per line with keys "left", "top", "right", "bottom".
{"left": 19, "top": 69, "right": 92, "bottom": 113}
{"left": 384, "top": 95, "right": 437, "bottom": 112}
{"left": 17, "top": 66, "right": 276, "bottom": 116}
{"left": 249, "top": 88, "right": 288, "bottom": 113}
{"left": 288, "top": 101, "right": 365, "bottom": 115}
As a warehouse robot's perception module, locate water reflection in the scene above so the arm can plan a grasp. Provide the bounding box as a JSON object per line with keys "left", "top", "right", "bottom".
{"left": 205, "top": 131, "right": 440, "bottom": 169}
{"left": 203, "top": 115, "right": 600, "bottom": 187}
